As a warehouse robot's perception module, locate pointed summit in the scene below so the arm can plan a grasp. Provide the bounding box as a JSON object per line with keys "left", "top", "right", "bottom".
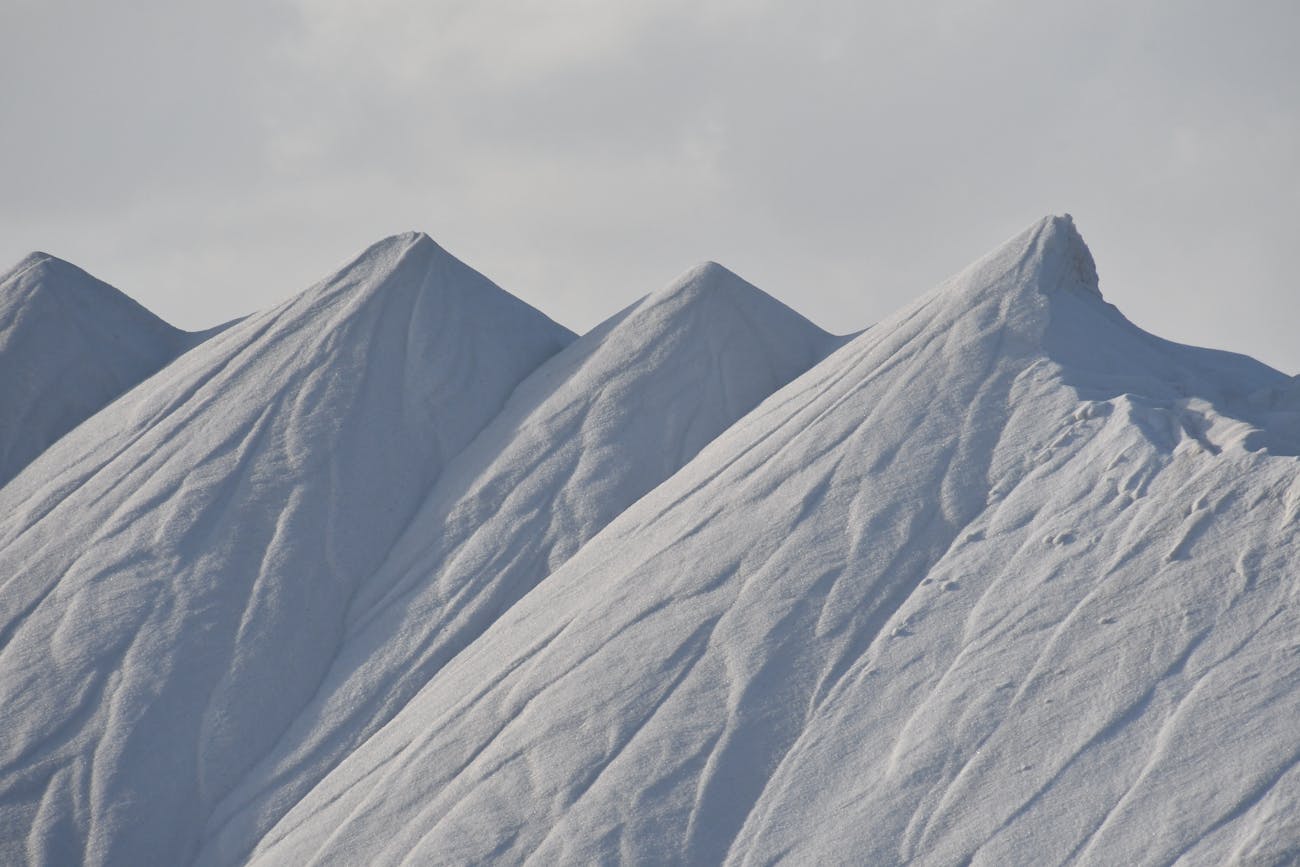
{"left": 0, "top": 235, "right": 573, "bottom": 867}
{"left": 652, "top": 260, "right": 746, "bottom": 300}
{"left": 294, "top": 231, "right": 514, "bottom": 309}
{"left": 1047, "top": 213, "right": 1101, "bottom": 297}
{"left": 639, "top": 259, "right": 845, "bottom": 341}
{"left": 613, "top": 259, "right": 847, "bottom": 376}
{"left": 0, "top": 253, "right": 210, "bottom": 351}
{"left": 2, "top": 250, "right": 76, "bottom": 283}
{"left": 196, "top": 264, "right": 843, "bottom": 864}
{"left": 0, "top": 251, "right": 183, "bottom": 339}
{"left": 0, "top": 252, "right": 193, "bottom": 486}
{"left": 932, "top": 214, "right": 1103, "bottom": 317}
{"left": 278, "top": 232, "right": 574, "bottom": 390}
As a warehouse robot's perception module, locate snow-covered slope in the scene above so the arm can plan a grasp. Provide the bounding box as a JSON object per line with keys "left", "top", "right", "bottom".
{"left": 0, "top": 233, "right": 573, "bottom": 866}
{"left": 0, "top": 253, "right": 196, "bottom": 487}
{"left": 196, "top": 261, "right": 845, "bottom": 865}
{"left": 245, "top": 217, "right": 1300, "bottom": 865}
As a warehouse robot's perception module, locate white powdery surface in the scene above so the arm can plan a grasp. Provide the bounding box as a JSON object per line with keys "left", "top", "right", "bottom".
{"left": 246, "top": 217, "right": 1300, "bottom": 866}
{"left": 0, "top": 254, "right": 201, "bottom": 487}
{"left": 0, "top": 233, "right": 573, "bottom": 866}
{"left": 4, "top": 215, "right": 1300, "bottom": 866}
{"left": 194, "top": 261, "right": 845, "bottom": 865}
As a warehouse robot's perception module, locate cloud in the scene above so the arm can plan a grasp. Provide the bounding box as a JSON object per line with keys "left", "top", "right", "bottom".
{"left": 1, "top": 0, "right": 1297, "bottom": 371}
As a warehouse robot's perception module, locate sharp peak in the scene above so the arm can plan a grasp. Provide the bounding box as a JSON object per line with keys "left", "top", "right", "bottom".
{"left": 1017, "top": 213, "right": 1101, "bottom": 298}
{"left": 836, "top": 213, "right": 1110, "bottom": 360}
{"left": 0, "top": 251, "right": 187, "bottom": 338}
{"left": 4, "top": 250, "right": 129, "bottom": 299}
{"left": 388, "top": 230, "right": 440, "bottom": 248}
{"left": 936, "top": 212, "right": 1102, "bottom": 310}
{"left": 651, "top": 260, "right": 770, "bottom": 306}
{"left": 314, "top": 230, "right": 574, "bottom": 338}
{"left": 5, "top": 250, "right": 87, "bottom": 281}
{"left": 683, "top": 260, "right": 740, "bottom": 280}
{"left": 608, "top": 259, "right": 836, "bottom": 347}
{"left": 322, "top": 232, "right": 460, "bottom": 289}
{"left": 18, "top": 250, "right": 57, "bottom": 267}
{"left": 1035, "top": 213, "right": 1100, "bottom": 293}
{"left": 355, "top": 230, "right": 445, "bottom": 259}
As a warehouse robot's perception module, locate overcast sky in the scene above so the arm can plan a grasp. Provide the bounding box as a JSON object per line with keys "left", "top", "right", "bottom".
{"left": 2, "top": 0, "right": 1297, "bottom": 371}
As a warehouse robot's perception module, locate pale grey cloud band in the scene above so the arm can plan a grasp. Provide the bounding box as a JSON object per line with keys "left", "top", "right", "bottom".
{"left": 2, "top": 0, "right": 1296, "bottom": 372}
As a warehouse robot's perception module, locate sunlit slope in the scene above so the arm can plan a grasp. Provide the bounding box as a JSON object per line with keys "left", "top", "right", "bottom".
{"left": 250, "top": 216, "right": 1300, "bottom": 866}
{"left": 0, "top": 233, "right": 574, "bottom": 866}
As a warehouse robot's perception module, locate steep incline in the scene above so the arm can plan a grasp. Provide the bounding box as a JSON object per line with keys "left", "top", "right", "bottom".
{"left": 0, "top": 254, "right": 197, "bottom": 487}
{"left": 198, "top": 262, "right": 844, "bottom": 864}
{"left": 0, "top": 233, "right": 573, "bottom": 866}
{"left": 248, "top": 217, "right": 1300, "bottom": 865}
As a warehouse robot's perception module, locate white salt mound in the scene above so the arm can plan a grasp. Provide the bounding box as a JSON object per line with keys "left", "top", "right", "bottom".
{"left": 0, "top": 233, "right": 572, "bottom": 866}
{"left": 3, "top": 216, "right": 1299, "bottom": 866}
{"left": 0, "top": 253, "right": 207, "bottom": 487}
{"left": 247, "top": 217, "right": 1300, "bottom": 867}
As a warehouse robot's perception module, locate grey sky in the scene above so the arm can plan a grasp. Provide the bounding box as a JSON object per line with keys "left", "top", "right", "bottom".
{"left": 2, "top": 0, "right": 1297, "bottom": 372}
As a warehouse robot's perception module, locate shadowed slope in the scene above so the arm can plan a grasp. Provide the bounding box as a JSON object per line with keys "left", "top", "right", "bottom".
{"left": 0, "top": 233, "right": 573, "bottom": 867}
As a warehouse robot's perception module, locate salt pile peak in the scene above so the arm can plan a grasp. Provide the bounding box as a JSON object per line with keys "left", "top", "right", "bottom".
{"left": 4, "top": 216, "right": 1299, "bottom": 866}
{"left": 0, "top": 253, "right": 197, "bottom": 486}
{"left": 197, "top": 257, "right": 845, "bottom": 865}
{"left": 0, "top": 231, "right": 572, "bottom": 867}
{"left": 246, "top": 216, "right": 1300, "bottom": 866}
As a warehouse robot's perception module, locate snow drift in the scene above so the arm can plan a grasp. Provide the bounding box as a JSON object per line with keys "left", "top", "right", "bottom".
{"left": 3, "top": 216, "right": 1299, "bottom": 866}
